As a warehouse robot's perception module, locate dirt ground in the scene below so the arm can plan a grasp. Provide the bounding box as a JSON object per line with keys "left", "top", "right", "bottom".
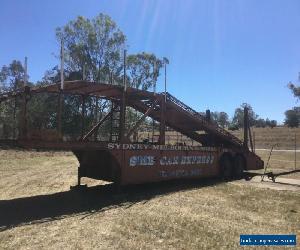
{"left": 0, "top": 150, "right": 299, "bottom": 250}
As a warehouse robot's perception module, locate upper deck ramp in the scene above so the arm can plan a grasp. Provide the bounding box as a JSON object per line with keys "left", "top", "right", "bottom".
{"left": 0, "top": 81, "right": 243, "bottom": 149}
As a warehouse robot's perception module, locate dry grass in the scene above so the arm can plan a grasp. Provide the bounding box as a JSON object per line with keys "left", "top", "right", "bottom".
{"left": 255, "top": 150, "right": 300, "bottom": 179}
{"left": 139, "top": 127, "right": 300, "bottom": 149}
{"left": 231, "top": 127, "right": 300, "bottom": 150}
{"left": 0, "top": 150, "right": 299, "bottom": 250}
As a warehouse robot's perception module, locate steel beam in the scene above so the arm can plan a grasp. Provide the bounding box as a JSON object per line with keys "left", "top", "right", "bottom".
{"left": 159, "top": 96, "right": 166, "bottom": 145}
{"left": 83, "top": 107, "right": 116, "bottom": 141}
{"left": 126, "top": 99, "right": 159, "bottom": 140}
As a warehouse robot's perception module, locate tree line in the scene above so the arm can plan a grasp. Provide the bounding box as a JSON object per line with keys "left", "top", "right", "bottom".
{"left": 0, "top": 13, "right": 280, "bottom": 140}
{"left": 211, "top": 104, "right": 277, "bottom": 130}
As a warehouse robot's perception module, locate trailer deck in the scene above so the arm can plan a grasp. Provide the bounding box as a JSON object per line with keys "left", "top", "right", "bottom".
{"left": 0, "top": 81, "right": 264, "bottom": 187}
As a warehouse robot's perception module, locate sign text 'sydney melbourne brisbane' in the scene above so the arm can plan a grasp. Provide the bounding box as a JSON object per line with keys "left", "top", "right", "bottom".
{"left": 107, "top": 143, "right": 217, "bottom": 151}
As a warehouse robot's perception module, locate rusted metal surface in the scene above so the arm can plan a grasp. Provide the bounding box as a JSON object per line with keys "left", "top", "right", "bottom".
{"left": 0, "top": 80, "right": 264, "bottom": 186}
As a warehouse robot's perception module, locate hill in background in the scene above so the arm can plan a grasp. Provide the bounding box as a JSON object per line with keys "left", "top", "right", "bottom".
{"left": 231, "top": 127, "right": 300, "bottom": 150}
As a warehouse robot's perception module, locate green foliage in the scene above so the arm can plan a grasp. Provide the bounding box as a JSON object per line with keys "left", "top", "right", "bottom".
{"left": 284, "top": 107, "right": 300, "bottom": 127}
{"left": 27, "top": 93, "right": 58, "bottom": 130}
{"left": 211, "top": 111, "right": 229, "bottom": 128}
{"left": 0, "top": 60, "right": 27, "bottom": 91}
{"left": 228, "top": 123, "right": 239, "bottom": 131}
{"left": 286, "top": 79, "right": 300, "bottom": 127}
{"left": 265, "top": 118, "right": 277, "bottom": 128}
{"left": 56, "top": 14, "right": 126, "bottom": 82}
{"left": 55, "top": 13, "right": 166, "bottom": 90}
{"left": 0, "top": 60, "right": 29, "bottom": 138}
{"left": 0, "top": 99, "right": 19, "bottom": 138}
{"left": 254, "top": 118, "right": 277, "bottom": 128}
{"left": 255, "top": 118, "right": 266, "bottom": 128}
{"left": 232, "top": 103, "right": 258, "bottom": 128}
{"left": 127, "top": 53, "right": 163, "bottom": 90}
{"left": 288, "top": 82, "right": 300, "bottom": 99}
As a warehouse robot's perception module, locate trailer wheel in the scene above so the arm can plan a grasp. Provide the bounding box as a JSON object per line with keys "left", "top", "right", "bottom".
{"left": 220, "top": 155, "right": 233, "bottom": 180}
{"left": 233, "top": 155, "right": 245, "bottom": 179}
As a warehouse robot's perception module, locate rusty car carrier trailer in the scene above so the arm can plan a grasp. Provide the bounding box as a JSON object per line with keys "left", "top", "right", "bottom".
{"left": 0, "top": 81, "right": 264, "bottom": 188}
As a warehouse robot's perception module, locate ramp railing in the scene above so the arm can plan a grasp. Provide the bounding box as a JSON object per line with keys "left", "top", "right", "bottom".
{"left": 164, "top": 92, "right": 243, "bottom": 147}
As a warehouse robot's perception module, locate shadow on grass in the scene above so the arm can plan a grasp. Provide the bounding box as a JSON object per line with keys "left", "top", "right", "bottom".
{"left": 0, "top": 178, "right": 223, "bottom": 231}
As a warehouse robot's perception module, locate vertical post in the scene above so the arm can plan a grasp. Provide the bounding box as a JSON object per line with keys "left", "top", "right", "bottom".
{"left": 248, "top": 126, "right": 254, "bottom": 152}
{"left": 119, "top": 91, "right": 126, "bottom": 142}
{"left": 152, "top": 61, "right": 156, "bottom": 141}
{"left": 119, "top": 50, "right": 127, "bottom": 142}
{"left": 20, "top": 57, "right": 28, "bottom": 139}
{"left": 243, "top": 107, "right": 249, "bottom": 149}
{"left": 77, "top": 166, "right": 81, "bottom": 186}
{"left": 110, "top": 70, "right": 113, "bottom": 85}
{"left": 81, "top": 95, "right": 86, "bottom": 139}
{"left": 19, "top": 56, "right": 29, "bottom": 139}
{"left": 164, "top": 62, "right": 167, "bottom": 102}
{"left": 153, "top": 61, "right": 157, "bottom": 94}
{"left": 159, "top": 96, "right": 166, "bottom": 145}
{"left": 82, "top": 64, "right": 86, "bottom": 81}
{"left": 13, "top": 95, "right": 16, "bottom": 139}
{"left": 109, "top": 101, "right": 113, "bottom": 142}
{"left": 57, "top": 39, "right": 64, "bottom": 139}
{"left": 60, "top": 39, "right": 64, "bottom": 90}
{"left": 152, "top": 119, "right": 155, "bottom": 143}
{"left": 123, "top": 49, "right": 127, "bottom": 91}
{"left": 253, "top": 131, "right": 256, "bottom": 153}
{"left": 20, "top": 86, "right": 30, "bottom": 139}
{"left": 94, "top": 97, "right": 99, "bottom": 141}
{"left": 295, "top": 133, "right": 297, "bottom": 170}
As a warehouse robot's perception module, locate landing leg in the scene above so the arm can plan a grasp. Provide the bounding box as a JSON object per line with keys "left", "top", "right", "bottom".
{"left": 70, "top": 166, "right": 87, "bottom": 191}
{"left": 77, "top": 166, "right": 81, "bottom": 186}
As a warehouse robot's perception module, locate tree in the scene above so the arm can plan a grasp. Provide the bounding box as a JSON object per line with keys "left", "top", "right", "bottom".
{"left": 269, "top": 120, "right": 277, "bottom": 128}
{"left": 0, "top": 60, "right": 27, "bottom": 92}
{"left": 56, "top": 14, "right": 126, "bottom": 82}
{"left": 0, "top": 60, "right": 29, "bottom": 138}
{"left": 53, "top": 14, "right": 167, "bottom": 137}
{"left": 288, "top": 82, "right": 300, "bottom": 99}
{"left": 1, "top": 14, "right": 168, "bottom": 139}
{"left": 127, "top": 53, "right": 163, "bottom": 90}
{"left": 232, "top": 103, "right": 258, "bottom": 128}
{"left": 255, "top": 118, "right": 266, "bottom": 128}
{"left": 56, "top": 14, "right": 166, "bottom": 91}
{"left": 218, "top": 112, "right": 229, "bottom": 128}
{"left": 284, "top": 107, "right": 300, "bottom": 127}
{"left": 211, "top": 111, "right": 229, "bottom": 128}
{"left": 265, "top": 118, "right": 277, "bottom": 128}
{"left": 286, "top": 79, "right": 300, "bottom": 127}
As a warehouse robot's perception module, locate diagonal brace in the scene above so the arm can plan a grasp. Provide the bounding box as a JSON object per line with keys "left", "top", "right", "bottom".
{"left": 126, "top": 99, "right": 159, "bottom": 140}
{"left": 83, "top": 106, "right": 117, "bottom": 141}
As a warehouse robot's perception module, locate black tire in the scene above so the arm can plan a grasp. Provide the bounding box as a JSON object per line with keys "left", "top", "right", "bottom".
{"left": 220, "top": 155, "right": 233, "bottom": 180}
{"left": 233, "top": 155, "right": 245, "bottom": 179}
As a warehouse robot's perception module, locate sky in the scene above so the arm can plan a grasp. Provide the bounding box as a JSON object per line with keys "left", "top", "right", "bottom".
{"left": 1, "top": 0, "right": 300, "bottom": 123}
